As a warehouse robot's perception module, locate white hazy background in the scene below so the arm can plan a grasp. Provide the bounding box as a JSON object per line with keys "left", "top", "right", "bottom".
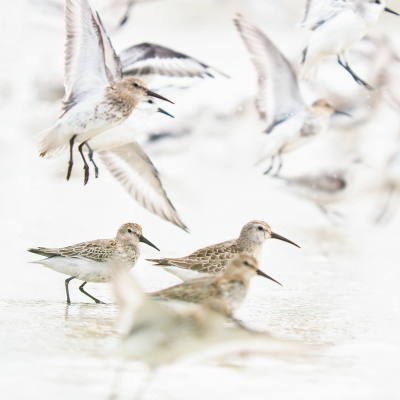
{"left": 0, "top": 0, "right": 400, "bottom": 399}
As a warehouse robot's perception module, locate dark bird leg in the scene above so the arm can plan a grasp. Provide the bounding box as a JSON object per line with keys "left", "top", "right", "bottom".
{"left": 78, "top": 142, "right": 90, "bottom": 185}
{"left": 65, "top": 276, "right": 75, "bottom": 304}
{"left": 337, "top": 55, "right": 373, "bottom": 90}
{"left": 66, "top": 135, "right": 77, "bottom": 181}
{"left": 118, "top": 0, "right": 135, "bottom": 28}
{"left": 79, "top": 282, "right": 105, "bottom": 304}
{"left": 318, "top": 204, "right": 345, "bottom": 225}
{"left": 273, "top": 148, "right": 284, "bottom": 177}
{"left": 85, "top": 143, "right": 99, "bottom": 178}
{"left": 263, "top": 156, "right": 275, "bottom": 175}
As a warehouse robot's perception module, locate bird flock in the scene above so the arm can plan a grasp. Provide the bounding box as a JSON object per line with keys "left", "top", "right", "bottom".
{"left": 27, "top": 0, "right": 400, "bottom": 396}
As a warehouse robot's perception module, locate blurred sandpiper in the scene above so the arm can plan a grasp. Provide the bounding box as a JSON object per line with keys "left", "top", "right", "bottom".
{"left": 234, "top": 15, "right": 350, "bottom": 176}
{"left": 149, "top": 254, "right": 281, "bottom": 315}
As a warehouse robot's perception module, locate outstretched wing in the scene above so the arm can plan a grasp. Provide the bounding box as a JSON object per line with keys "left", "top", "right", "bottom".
{"left": 98, "top": 142, "right": 188, "bottom": 232}
{"left": 299, "top": 0, "right": 347, "bottom": 30}
{"left": 90, "top": 5, "right": 122, "bottom": 80}
{"left": 234, "top": 15, "right": 304, "bottom": 132}
{"left": 62, "top": 0, "right": 112, "bottom": 114}
{"left": 120, "top": 42, "right": 228, "bottom": 79}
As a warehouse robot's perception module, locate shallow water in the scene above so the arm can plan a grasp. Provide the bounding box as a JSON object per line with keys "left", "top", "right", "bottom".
{"left": 1, "top": 0, "right": 400, "bottom": 399}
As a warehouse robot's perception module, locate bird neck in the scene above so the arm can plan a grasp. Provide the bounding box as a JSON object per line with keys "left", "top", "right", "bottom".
{"left": 236, "top": 237, "right": 263, "bottom": 257}
{"left": 354, "top": 1, "right": 382, "bottom": 25}
{"left": 105, "top": 84, "right": 140, "bottom": 113}
{"left": 221, "top": 270, "right": 252, "bottom": 287}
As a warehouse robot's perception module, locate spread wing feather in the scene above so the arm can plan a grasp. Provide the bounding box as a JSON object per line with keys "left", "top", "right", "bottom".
{"left": 98, "top": 142, "right": 188, "bottom": 232}
{"left": 234, "top": 15, "right": 304, "bottom": 132}
{"left": 62, "top": 0, "right": 112, "bottom": 114}
{"left": 120, "top": 43, "right": 228, "bottom": 79}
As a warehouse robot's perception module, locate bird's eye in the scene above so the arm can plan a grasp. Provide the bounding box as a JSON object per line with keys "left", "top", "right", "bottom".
{"left": 127, "top": 229, "right": 133, "bottom": 233}
{"left": 375, "top": 0, "right": 380, "bottom": 4}
{"left": 133, "top": 83, "right": 139, "bottom": 88}
{"left": 147, "top": 99, "right": 153, "bottom": 104}
{"left": 325, "top": 103, "right": 330, "bottom": 107}
{"left": 258, "top": 226, "right": 263, "bottom": 231}
{"left": 244, "top": 261, "right": 249, "bottom": 266}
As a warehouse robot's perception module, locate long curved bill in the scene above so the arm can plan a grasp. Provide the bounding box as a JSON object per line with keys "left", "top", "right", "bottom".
{"left": 139, "top": 235, "right": 160, "bottom": 251}
{"left": 147, "top": 90, "right": 174, "bottom": 104}
{"left": 384, "top": 7, "right": 399, "bottom": 16}
{"left": 271, "top": 232, "right": 300, "bottom": 248}
{"left": 157, "top": 108, "right": 174, "bottom": 118}
{"left": 257, "top": 269, "right": 282, "bottom": 287}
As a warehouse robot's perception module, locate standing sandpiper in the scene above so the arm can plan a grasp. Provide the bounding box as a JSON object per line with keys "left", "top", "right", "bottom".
{"left": 234, "top": 15, "right": 350, "bottom": 176}
{"left": 149, "top": 254, "right": 281, "bottom": 315}
{"left": 28, "top": 223, "right": 159, "bottom": 304}
{"left": 35, "top": 0, "right": 172, "bottom": 185}
{"left": 147, "top": 220, "right": 299, "bottom": 281}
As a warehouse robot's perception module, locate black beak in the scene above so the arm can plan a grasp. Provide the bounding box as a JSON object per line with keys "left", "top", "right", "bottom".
{"left": 257, "top": 269, "right": 282, "bottom": 287}
{"left": 146, "top": 90, "right": 174, "bottom": 104}
{"left": 384, "top": 7, "right": 399, "bottom": 16}
{"left": 334, "top": 110, "right": 352, "bottom": 117}
{"left": 271, "top": 232, "right": 300, "bottom": 248}
{"left": 157, "top": 108, "right": 174, "bottom": 118}
{"left": 139, "top": 235, "right": 160, "bottom": 251}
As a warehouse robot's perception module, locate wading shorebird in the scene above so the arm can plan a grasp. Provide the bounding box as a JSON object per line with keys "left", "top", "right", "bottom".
{"left": 35, "top": 0, "right": 173, "bottom": 185}
{"left": 28, "top": 223, "right": 159, "bottom": 304}
{"left": 149, "top": 254, "right": 281, "bottom": 315}
{"left": 147, "top": 220, "right": 299, "bottom": 281}
{"left": 234, "top": 15, "right": 350, "bottom": 176}
{"left": 299, "top": 0, "right": 399, "bottom": 88}
{"left": 109, "top": 262, "right": 307, "bottom": 400}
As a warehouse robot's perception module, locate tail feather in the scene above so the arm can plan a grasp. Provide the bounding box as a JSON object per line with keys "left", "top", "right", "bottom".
{"left": 34, "top": 125, "right": 69, "bottom": 158}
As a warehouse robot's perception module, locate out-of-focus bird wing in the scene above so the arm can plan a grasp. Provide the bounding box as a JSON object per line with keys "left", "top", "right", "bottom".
{"left": 98, "top": 142, "right": 188, "bottom": 232}
{"left": 62, "top": 0, "right": 114, "bottom": 114}
{"left": 299, "top": 0, "right": 348, "bottom": 30}
{"left": 284, "top": 172, "right": 347, "bottom": 193}
{"left": 120, "top": 42, "right": 229, "bottom": 79}
{"left": 234, "top": 15, "right": 304, "bottom": 132}
{"left": 149, "top": 278, "right": 221, "bottom": 303}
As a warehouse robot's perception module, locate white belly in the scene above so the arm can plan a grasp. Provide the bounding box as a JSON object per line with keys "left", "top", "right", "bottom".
{"left": 33, "top": 257, "right": 116, "bottom": 283}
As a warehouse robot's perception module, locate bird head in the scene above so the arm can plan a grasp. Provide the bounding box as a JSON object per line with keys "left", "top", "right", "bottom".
{"left": 238, "top": 220, "right": 299, "bottom": 248}
{"left": 120, "top": 78, "right": 174, "bottom": 104}
{"left": 116, "top": 223, "right": 159, "bottom": 251}
{"left": 312, "top": 99, "right": 352, "bottom": 118}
